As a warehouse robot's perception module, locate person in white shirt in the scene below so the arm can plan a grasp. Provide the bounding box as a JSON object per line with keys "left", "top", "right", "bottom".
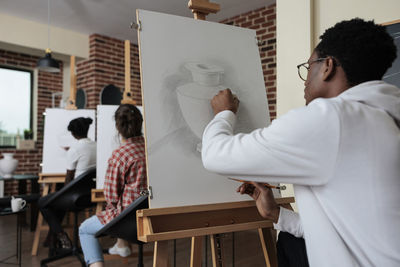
{"left": 202, "top": 18, "right": 400, "bottom": 267}
{"left": 39, "top": 117, "right": 96, "bottom": 251}
{"left": 65, "top": 117, "right": 97, "bottom": 184}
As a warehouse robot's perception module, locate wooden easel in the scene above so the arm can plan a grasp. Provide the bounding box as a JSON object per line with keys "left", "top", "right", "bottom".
{"left": 31, "top": 173, "right": 66, "bottom": 255}
{"left": 32, "top": 55, "right": 77, "bottom": 255}
{"left": 138, "top": 198, "right": 294, "bottom": 267}
{"left": 188, "top": 0, "right": 220, "bottom": 20}
{"left": 66, "top": 55, "right": 78, "bottom": 110}
{"left": 121, "top": 40, "right": 137, "bottom": 105}
{"left": 135, "top": 1, "right": 290, "bottom": 266}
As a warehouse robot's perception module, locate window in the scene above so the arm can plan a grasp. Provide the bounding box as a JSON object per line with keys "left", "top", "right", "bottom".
{"left": 0, "top": 66, "right": 33, "bottom": 147}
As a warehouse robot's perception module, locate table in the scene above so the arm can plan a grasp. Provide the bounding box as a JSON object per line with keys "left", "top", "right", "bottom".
{"left": 0, "top": 174, "right": 39, "bottom": 197}
{"left": 0, "top": 207, "right": 26, "bottom": 267}
{"left": 0, "top": 174, "right": 39, "bottom": 231}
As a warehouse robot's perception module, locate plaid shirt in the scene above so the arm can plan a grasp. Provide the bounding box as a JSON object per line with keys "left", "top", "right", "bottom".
{"left": 97, "top": 136, "right": 147, "bottom": 225}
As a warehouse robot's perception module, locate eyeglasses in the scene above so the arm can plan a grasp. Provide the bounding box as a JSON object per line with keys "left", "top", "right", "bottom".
{"left": 296, "top": 58, "right": 327, "bottom": 81}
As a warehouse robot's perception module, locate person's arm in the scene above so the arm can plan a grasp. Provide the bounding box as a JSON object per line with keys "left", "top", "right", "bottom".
{"left": 65, "top": 169, "right": 75, "bottom": 185}
{"left": 202, "top": 90, "right": 341, "bottom": 186}
{"left": 238, "top": 182, "right": 304, "bottom": 238}
{"left": 65, "top": 147, "right": 78, "bottom": 183}
{"left": 103, "top": 153, "right": 124, "bottom": 209}
{"left": 274, "top": 207, "right": 304, "bottom": 238}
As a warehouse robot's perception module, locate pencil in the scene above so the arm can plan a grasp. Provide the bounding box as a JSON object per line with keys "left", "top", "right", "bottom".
{"left": 228, "top": 178, "right": 286, "bottom": 190}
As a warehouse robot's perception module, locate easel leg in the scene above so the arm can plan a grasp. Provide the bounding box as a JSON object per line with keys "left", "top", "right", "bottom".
{"left": 153, "top": 240, "right": 170, "bottom": 267}
{"left": 31, "top": 184, "right": 50, "bottom": 256}
{"left": 190, "top": 236, "right": 203, "bottom": 267}
{"left": 210, "top": 234, "right": 225, "bottom": 267}
{"left": 258, "top": 228, "right": 278, "bottom": 267}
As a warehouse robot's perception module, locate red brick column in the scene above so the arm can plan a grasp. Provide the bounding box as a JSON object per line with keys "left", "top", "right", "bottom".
{"left": 220, "top": 3, "right": 277, "bottom": 120}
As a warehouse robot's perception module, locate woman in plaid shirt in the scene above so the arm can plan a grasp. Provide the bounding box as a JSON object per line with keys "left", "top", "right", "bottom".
{"left": 79, "top": 104, "right": 147, "bottom": 267}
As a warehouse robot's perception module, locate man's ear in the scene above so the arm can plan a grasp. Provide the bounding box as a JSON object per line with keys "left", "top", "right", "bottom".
{"left": 321, "top": 57, "right": 335, "bottom": 81}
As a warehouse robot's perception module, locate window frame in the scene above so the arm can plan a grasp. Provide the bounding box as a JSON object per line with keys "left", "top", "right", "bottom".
{"left": 0, "top": 65, "right": 34, "bottom": 148}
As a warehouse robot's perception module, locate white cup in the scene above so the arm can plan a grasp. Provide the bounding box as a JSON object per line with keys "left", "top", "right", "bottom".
{"left": 11, "top": 197, "right": 26, "bottom": 212}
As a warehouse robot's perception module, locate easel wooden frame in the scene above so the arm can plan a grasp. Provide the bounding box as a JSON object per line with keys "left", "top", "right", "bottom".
{"left": 381, "top": 18, "right": 400, "bottom": 26}
{"left": 136, "top": 2, "right": 290, "bottom": 266}
{"left": 121, "top": 39, "right": 137, "bottom": 105}
{"left": 137, "top": 198, "right": 294, "bottom": 267}
{"left": 31, "top": 173, "right": 66, "bottom": 255}
{"left": 66, "top": 55, "right": 78, "bottom": 110}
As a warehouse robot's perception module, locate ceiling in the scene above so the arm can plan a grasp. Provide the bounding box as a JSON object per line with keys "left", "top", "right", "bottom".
{"left": 0, "top": 0, "right": 274, "bottom": 43}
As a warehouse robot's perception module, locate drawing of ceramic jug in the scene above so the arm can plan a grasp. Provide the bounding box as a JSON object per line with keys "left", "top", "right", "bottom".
{"left": 177, "top": 62, "right": 225, "bottom": 144}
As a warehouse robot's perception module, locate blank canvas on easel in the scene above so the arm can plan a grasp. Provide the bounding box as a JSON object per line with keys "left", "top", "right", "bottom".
{"left": 42, "top": 108, "right": 96, "bottom": 173}
{"left": 138, "top": 9, "right": 272, "bottom": 208}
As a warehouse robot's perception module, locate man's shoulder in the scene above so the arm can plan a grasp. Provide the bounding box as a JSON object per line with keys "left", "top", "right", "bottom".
{"left": 283, "top": 98, "right": 341, "bottom": 123}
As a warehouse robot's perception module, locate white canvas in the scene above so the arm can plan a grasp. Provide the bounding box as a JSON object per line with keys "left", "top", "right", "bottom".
{"left": 42, "top": 108, "right": 96, "bottom": 174}
{"left": 138, "top": 10, "right": 273, "bottom": 208}
{"left": 96, "top": 105, "right": 143, "bottom": 189}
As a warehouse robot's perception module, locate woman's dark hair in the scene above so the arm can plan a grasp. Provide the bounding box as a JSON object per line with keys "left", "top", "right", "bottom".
{"left": 315, "top": 18, "right": 397, "bottom": 86}
{"left": 67, "top": 117, "right": 93, "bottom": 138}
{"left": 114, "top": 104, "right": 143, "bottom": 139}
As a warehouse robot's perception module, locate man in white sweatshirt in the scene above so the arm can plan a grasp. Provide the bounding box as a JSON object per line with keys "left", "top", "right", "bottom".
{"left": 202, "top": 18, "right": 400, "bottom": 267}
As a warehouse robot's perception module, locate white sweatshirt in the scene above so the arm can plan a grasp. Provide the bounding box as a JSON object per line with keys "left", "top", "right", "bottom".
{"left": 202, "top": 81, "right": 400, "bottom": 267}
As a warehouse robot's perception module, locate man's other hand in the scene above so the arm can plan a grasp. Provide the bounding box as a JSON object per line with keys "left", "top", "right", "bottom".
{"left": 237, "top": 181, "right": 280, "bottom": 223}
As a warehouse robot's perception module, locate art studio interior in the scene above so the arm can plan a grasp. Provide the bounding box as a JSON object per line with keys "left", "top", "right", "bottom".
{"left": 0, "top": 0, "right": 399, "bottom": 266}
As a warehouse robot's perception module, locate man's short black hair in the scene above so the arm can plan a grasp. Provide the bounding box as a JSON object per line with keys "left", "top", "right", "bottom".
{"left": 315, "top": 18, "right": 397, "bottom": 86}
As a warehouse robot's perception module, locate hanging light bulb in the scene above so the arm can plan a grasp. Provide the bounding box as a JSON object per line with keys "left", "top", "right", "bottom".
{"left": 37, "top": 0, "right": 60, "bottom": 73}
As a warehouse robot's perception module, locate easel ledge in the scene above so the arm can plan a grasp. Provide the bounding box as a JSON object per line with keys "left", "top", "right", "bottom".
{"left": 137, "top": 197, "right": 294, "bottom": 242}
{"left": 38, "top": 173, "right": 66, "bottom": 184}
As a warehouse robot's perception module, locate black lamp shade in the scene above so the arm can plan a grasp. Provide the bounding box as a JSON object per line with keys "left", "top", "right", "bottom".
{"left": 37, "top": 51, "right": 60, "bottom": 73}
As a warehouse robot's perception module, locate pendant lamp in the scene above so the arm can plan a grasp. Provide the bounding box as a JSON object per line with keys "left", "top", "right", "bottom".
{"left": 37, "top": 0, "right": 60, "bottom": 73}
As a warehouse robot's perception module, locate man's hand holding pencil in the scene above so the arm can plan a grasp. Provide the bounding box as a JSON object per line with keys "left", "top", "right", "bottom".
{"left": 234, "top": 179, "right": 281, "bottom": 223}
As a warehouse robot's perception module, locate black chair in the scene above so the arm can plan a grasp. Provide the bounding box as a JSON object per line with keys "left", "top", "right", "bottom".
{"left": 95, "top": 195, "right": 148, "bottom": 267}
{"left": 40, "top": 167, "right": 96, "bottom": 267}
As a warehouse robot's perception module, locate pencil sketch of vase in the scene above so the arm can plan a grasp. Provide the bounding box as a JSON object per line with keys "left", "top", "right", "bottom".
{"left": 176, "top": 62, "right": 226, "bottom": 152}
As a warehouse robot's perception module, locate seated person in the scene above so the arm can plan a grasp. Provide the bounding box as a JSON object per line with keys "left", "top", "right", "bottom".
{"left": 79, "top": 104, "right": 147, "bottom": 267}
{"left": 39, "top": 117, "right": 96, "bottom": 250}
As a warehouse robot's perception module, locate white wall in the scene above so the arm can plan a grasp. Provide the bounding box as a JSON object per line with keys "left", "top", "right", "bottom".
{"left": 0, "top": 13, "right": 89, "bottom": 107}
{"left": 277, "top": 0, "right": 400, "bottom": 117}
{"left": 0, "top": 13, "right": 88, "bottom": 60}
{"left": 314, "top": 0, "right": 400, "bottom": 43}
{"left": 276, "top": 0, "right": 400, "bottom": 201}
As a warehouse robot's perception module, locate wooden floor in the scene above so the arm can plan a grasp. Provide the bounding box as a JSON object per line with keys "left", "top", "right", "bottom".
{"left": 0, "top": 209, "right": 268, "bottom": 267}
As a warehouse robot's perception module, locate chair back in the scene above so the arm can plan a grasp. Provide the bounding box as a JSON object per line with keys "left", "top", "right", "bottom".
{"left": 41, "top": 167, "right": 96, "bottom": 211}
{"left": 95, "top": 195, "right": 148, "bottom": 244}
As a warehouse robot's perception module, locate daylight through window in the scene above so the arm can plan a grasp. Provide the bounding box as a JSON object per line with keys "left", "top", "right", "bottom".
{"left": 0, "top": 66, "right": 33, "bottom": 147}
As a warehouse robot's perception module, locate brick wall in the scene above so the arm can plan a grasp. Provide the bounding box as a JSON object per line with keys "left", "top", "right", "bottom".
{"left": 77, "top": 34, "right": 141, "bottom": 108}
{"left": 0, "top": 49, "right": 63, "bottom": 195}
{"left": 220, "top": 3, "right": 276, "bottom": 120}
